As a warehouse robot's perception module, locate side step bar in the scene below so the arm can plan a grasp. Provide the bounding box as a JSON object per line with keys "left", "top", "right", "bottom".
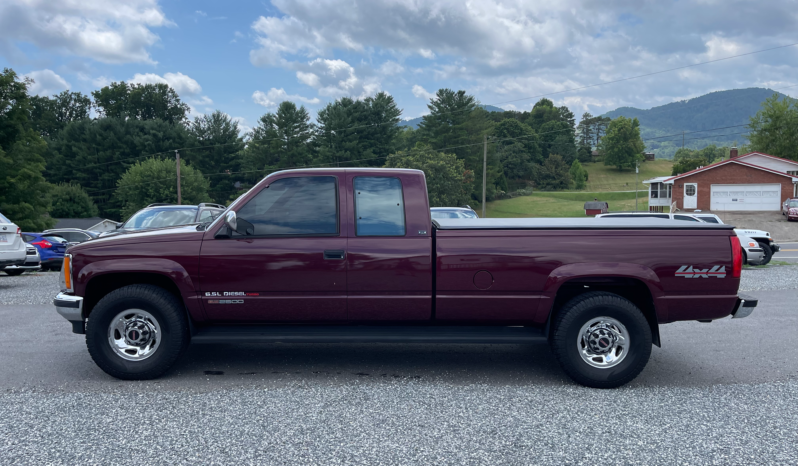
{"left": 192, "top": 325, "right": 546, "bottom": 344}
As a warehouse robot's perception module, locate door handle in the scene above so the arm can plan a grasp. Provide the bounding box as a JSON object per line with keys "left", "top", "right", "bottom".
{"left": 323, "top": 249, "right": 345, "bottom": 260}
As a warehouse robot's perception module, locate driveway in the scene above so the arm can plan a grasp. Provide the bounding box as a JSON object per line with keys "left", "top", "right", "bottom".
{"left": 711, "top": 210, "right": 798, "bottom": 241}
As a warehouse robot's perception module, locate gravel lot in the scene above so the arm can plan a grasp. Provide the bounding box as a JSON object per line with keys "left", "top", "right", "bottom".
{"left": 1, "top": 266, "right": 797, "bottom": 464}
{"left": 1, "top": 265, "right": 794, "bottom": 306}
{"left": 2, "top": 381, "right": 796, "bottom": 464}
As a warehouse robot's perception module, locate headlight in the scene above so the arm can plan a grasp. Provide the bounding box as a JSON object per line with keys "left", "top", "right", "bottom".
{"left": 59, "top": 254, "right": 73, "bottom": 293}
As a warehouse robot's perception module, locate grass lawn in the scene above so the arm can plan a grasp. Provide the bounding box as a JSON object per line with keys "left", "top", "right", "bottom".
{"left": 486, "top": 191, "right": 649, "bottom": 218}
{"left": 582, "top": 159, "right": 673, "bottom": 192}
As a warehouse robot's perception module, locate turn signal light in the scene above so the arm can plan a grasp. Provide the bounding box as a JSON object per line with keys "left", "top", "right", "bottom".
{"left": 60, "top": 255, "right": 73, "bottom": 292}
{"left": 730, "top": 236, "right": 742, "bottom": 278}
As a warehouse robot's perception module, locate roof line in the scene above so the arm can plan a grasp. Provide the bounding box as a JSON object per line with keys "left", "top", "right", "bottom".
{"left": 667, "top": 158, "right": 798, "bottom": 182}
{"left": 737, "top": 151, "right": 798, "bottom": 166}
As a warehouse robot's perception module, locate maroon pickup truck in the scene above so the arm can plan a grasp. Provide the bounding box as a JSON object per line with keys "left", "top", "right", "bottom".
{"left": 54, "top": 168, "right": 756, "bottom": 388}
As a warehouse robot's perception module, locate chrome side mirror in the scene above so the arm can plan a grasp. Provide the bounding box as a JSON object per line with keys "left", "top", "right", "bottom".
{"left": 224, "top": 210, "right": 237, "bottom": 232}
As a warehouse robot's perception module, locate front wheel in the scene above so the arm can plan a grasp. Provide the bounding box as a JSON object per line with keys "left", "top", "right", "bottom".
{"left": 86, "top": 284, "right": 190, "bottom": 380}
{"left": 758, "top": 242, "right": 773, "bottom": 265}
{"left": 550, "top": 292, "right": 652, "bottom": 388}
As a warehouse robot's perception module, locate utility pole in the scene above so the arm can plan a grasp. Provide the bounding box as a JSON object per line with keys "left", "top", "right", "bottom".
{"left": 175, "top": 150, "right": 182, "bottom": 205}
{"left": 635, "top": 160, "right": 639, "bottom": 211}
{"left": 682, "top": 131, "right": 685, "bottom": 149}
{"left": 482, "top": 134, "right": 487, "bottom": 218}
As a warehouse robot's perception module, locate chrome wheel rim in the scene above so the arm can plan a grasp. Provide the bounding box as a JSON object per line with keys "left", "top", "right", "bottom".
{"left": 107, "top": 309, "right": 161, "bottom": 361}
{"left": 577, "top": 317, "right": 629, "bottom": 369}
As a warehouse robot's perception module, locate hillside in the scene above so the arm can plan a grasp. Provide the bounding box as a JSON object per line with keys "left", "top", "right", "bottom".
{"left": 602, "top": 88, "right": 793, "bottom": 159}
{"left": 582, "top": 159, "right": 673, "bottom": 192}
{"left": 399, "top": 104, "right": 505, "bottom": 129}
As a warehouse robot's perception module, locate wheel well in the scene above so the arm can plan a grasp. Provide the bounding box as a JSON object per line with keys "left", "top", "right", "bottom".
{"left": 547, "top": 277, "right": 661, "bottom": 347}
{"left": 83, "top": 273, "right": 183, "bottom": 318}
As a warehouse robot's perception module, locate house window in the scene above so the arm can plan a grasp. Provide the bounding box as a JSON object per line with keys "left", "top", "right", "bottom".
{"left": 686, "top": 185, "right": 696, "bottom": 196}
{"left": 667, "top": 184, "right": 673, "bottom": 198}
{"left": 650, "top": 182, "right": 659, "bottom": 198}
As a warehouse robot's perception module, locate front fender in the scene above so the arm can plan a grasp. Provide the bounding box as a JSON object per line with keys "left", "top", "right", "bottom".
{"left": 75, "top": 258, "right": 196, "bottom": 297}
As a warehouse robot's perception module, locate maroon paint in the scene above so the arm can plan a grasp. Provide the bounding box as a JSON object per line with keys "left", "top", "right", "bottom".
{"left": 67, "top": 168, "right": 742, "bottom": 327}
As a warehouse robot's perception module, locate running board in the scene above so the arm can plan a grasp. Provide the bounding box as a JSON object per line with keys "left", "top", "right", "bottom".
{"left": 192, "top": 325, "right": 546, "bottom": 344}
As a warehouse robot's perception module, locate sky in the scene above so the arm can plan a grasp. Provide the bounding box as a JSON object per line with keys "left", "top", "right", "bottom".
{"left": 1, "top": 0, "right": 797, "bottom": 134}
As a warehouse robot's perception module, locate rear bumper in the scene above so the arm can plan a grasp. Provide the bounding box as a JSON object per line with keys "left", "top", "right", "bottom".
{"left": 53, "top": 292, "right": 85, "bottom": 334}
{"left": 731, "top": 293, "right": 757, "bottom": 319}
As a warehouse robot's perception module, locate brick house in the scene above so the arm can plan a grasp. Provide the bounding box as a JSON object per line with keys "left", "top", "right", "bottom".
{"left": 643, "top": 149, "right": 798, "bottom": 212}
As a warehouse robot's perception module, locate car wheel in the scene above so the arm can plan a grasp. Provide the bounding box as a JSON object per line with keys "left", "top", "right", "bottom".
{"left": 758, "top": 243, "right": 773, "bottom": 265}
{"left": 741, "top": 248, "right": 748, "bottom": 265}
{"left": 86, "top": 284, "right": 190, "bottom": 380}
{"left": 550, "top": 291, "right": 652, "bottom": 389}
{"left": 4, "top": 269, "right": 25, "bottom": 276}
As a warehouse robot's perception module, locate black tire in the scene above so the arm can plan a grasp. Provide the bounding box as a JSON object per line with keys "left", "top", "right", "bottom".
{"left": 550, "top": 291, "right": 652, "bottom": 389}
{"left": 741, "top": 248, "right": 749, "bottom": 265}
{"left": 758, "top": 242, "right": 773, "bottom": 265}
{"left": 86, "top": 284, "right": 190, "bottom": 380}
{"left": 4, "top": 269, "right": 25, "bottom": 276}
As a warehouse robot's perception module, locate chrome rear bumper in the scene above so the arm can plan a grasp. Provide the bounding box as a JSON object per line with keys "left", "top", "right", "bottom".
{"left": 731, "top": 293, "right": 757, "bottom": 319}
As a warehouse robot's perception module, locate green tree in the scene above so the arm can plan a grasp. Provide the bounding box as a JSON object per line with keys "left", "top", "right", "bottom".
{"left": 747, "top": 93, "right": 798, "bottom": 160}
{"left": 569, "top": 160, "right": 587, "bottom": 189}
{"left": 187, "top": 110, "right": 245, "bottom": 202}
{"left": 92, "top": 82, "right": 190, "bottom": 124}
{"left": 241, "top": 101, "right": 315, "bottom": 183}
{"left": 498, "top": 142, "right": 536, "bottom": 181}
{"left": 29, "top": 90, "right": 91, "bottom": 138}
{"left": 535, "top": 154, "right": 571, "bottom": 190}
{"left": 46, "top": 117, "right": 195, "bottom": 219}
{"left": 315, "top": 92, "right": 402, "bottom": 167}
{"left": 539, "top": 120, "right": 576, "bottom": 161}
{"left": 671, "top": 156, "right": 705, "bottom": 176}
{"left": 599, "top": 116, "right": 645, "bottom": 170}
{"left": 0, "top": 68, "right": 54, "bottom": 231}
{"left": 384, "top": 144, "right": 473, "bottom": 207}
{"left": 49, "top": 183, "right": 98, "bottom": 218}
{"left": 493, "top": 118, "right": 542, "bottom": 167}
{"left": 114, "top": 157, "right": 211, "bottom": 219}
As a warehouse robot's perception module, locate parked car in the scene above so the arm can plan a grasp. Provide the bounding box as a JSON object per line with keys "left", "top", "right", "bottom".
{"left": 783, "top": 197, "right": 798, "bottom": 221}
{"left": 430, "top": 206, "right": 479, "bottom": 219}
{"left": 0, "top": 212, "right": 26, "bottom": 270}
{"left": 42, "top": 228, "right": 99, "bottom": 245}
{"left": 690, "top": 213, "right": 780, "bottom": 264}
{"left": 2, "top": 244, "right": 41, "bottom": 275}
{"left": 99, "top": 203, "right": 226, "bottom": 238}
{"left": 22, "top": 232, "right": 69, "bottom": 270}
{"left": 737, "top": 232, "right": 765, "bottom": 266}
{"left": 55, "top": 168, "right": 756, "bottom": 389}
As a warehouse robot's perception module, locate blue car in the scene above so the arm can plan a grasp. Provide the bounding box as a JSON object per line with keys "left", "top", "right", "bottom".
{"left": 21, "top": 232, "right": 69, "bottom": 270}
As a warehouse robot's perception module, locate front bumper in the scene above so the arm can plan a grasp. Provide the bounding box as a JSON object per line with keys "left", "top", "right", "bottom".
{"left": 54, "top": 292, "right": 85, "bottom": 334}
{"left": 744, "top": 248, "right": 765, "bottom": 265}
{"left": 731, "top": 293, "right": 758, "bottom": 319}
{"left": 770, "top": 243, "right": 781, "bottom": 252}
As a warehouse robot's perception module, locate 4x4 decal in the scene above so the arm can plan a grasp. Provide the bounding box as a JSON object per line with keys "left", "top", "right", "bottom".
{"left": 675, "top": 265, "right": 726, "bottom": 278}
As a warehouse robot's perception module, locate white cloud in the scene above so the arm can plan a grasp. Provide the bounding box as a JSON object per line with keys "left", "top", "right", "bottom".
{"left": 379, "top": 61, "right": 404, "bottom": 75}
{"left": 411, "top": 85, "right": 435, "bottom": 100}
{"left": 252, "top": 88, "right": 320, "bottom": 108}
{"left": 0, "top": 0, "right": 169, "bottom": 64}
{"left": 418, "top": 49, "right": 435, "bottom": 59}
{"left": 130, "top": 72, "right": 202, "bottom": 95}
{"left": 25, "top": 69, "right": 70, "bottom": 96}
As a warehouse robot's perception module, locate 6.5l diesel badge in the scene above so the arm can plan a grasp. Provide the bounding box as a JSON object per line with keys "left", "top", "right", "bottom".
{"left": 675, "top": 265, "right": 726, "bottom": 278}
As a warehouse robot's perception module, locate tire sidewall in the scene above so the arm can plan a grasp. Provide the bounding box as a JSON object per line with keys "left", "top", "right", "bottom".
{"left": 555, "top": 297, "right": 652, "bottom": 387}
{"left": 758, "top": 243, "right": 772, "bottom": 264}
{"left": 87, "top": 290, "right": 183, "bottom": 378}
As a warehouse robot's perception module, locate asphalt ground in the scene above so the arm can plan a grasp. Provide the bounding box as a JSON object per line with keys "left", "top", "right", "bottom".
{"left": 0, "top": 271, "right": 797, "bottom": 464}
{"left": 773, "top": 241, "right": 798, "bottom": 263}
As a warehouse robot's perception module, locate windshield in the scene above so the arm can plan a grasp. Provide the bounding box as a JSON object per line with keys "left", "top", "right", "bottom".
{"left": 123, "top": 208, "right": 198, "bottom": 230}
{"left": 431, "top": 210, "right": 478, "bottom": 219}
{"left": 790, "top": 200, "right": 798, "bottom": 208}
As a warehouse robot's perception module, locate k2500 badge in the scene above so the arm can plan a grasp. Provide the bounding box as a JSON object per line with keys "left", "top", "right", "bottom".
{"left": 675, "top": 265, "right": 726, "bottom": 278}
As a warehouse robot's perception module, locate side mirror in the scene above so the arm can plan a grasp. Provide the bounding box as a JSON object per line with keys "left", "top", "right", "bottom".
{"left": 224, "top": 211, "right": 237, "bottom": 232}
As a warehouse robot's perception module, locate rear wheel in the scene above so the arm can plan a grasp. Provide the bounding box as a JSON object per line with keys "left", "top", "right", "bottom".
{"left": 550, "top": 292, "right": 652, "bottom": 388}
{"left": 86, "top": 284, "right": 190, "bottom": 380}
{"left": 758, "top": 242, "right": 773, "bottom": 265}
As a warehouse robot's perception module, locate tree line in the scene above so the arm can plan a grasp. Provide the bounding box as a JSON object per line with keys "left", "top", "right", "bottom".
{"left": 11, "top": 66, "right": 794, "bottom": 229}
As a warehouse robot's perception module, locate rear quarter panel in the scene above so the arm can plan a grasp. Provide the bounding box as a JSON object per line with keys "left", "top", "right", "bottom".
{"left": 435, "top": 229, "right": 738, "bottom": 324}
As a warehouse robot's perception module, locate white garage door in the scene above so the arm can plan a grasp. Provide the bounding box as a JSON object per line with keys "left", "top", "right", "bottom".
{"left": 710, "top": 184, "right": 782, "bottom": 211}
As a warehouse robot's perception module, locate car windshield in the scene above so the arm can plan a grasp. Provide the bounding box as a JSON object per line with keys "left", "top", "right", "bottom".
{"left": 431, "top": 210, "right": 478, "bottom": 219}
{"left": 790, "top": 200, "right": 798, "bottom": 208}
{"left": 123, "top": 208, "right": 198, "bottom": 230}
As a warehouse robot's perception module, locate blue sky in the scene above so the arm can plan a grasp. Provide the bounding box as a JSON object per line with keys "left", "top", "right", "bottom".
{"left": 2, "top": 0, "right": 797, "bottom": 134}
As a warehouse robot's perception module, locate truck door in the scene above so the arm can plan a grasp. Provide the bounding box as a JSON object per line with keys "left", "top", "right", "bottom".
{"left": 345, "top": 173, "right": 433, "bottom": 321}
{"left": 199, "top": 175, "right": 348, "bottom": 322}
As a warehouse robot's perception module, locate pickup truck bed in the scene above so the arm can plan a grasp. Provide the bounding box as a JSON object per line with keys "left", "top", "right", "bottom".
{"left": 54, "top": 168, "right": 754, "bottom": 388}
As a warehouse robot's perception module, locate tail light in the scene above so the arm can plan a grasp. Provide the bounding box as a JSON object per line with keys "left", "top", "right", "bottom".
{"left": 730, "top": 236, "right": 742, "bottom": 278}
{"left": 31, "top": 240, "right": 52, "bottom": 248}
{"left": 16, "top": 227, "right": 20, "bottom": 236}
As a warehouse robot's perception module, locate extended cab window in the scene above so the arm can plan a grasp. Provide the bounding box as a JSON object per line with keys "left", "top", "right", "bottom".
{"left": 354, "top": 177, "right": 405, "bottom": 236}
{"left": 235, "top": 176, "right": 338, "bottom": 236}
{"left": 674, "top": 215, "right": 700, "bottom": 222}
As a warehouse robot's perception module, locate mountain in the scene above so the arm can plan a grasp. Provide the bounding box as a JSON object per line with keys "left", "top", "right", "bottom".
{"left": 601, "top": 88, "right": 792, "bottom": 159}
{"left": 399, "top": 104, "right": 505, "bottom": 129}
